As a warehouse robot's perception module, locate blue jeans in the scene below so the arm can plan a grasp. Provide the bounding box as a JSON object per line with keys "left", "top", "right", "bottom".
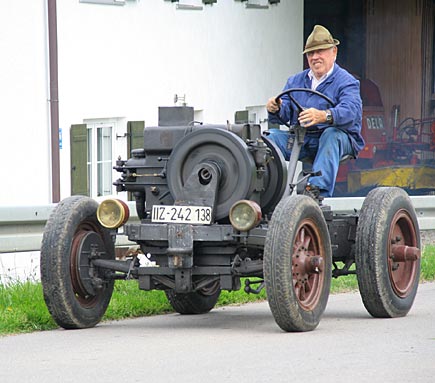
{"left": 266, "top": 128, "right": 354, "bottom": 197}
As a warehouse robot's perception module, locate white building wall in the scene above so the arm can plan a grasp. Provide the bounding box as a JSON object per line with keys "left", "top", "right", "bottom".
{"left": 0, "top": 0, "right": 304, "bottom": 206}
{"left": 0, "top": 1, "right": 51, "bottom": 206}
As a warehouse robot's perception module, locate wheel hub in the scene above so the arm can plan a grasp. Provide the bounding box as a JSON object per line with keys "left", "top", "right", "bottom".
{"left": 292, "top": 223, "right": 324, "bottom": 310}
{"left": 388, "top": 210, "right": 420, "bottom": 297}
{"left": 71, "top": 229, "right": 106, "bottom": 299}
{"left": 390, "top": 244, "right": 420, "bottom": 262}
{"left": 293, "top": 250, "right": 323, "bottom": 284}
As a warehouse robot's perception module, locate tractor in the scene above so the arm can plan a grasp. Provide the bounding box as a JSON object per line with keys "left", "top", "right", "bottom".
{"left": 335, "top": 79, "right": 435, "bottom": 196}
{"left": 40, "top": 88, "right": 421, "bottom": 332}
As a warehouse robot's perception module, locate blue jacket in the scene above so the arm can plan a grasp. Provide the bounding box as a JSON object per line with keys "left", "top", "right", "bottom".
{"left": 268, "top": 63, "right": 365, "bottom": 155}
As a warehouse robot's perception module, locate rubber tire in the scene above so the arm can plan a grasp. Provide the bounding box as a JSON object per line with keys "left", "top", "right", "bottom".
{"left": 355, "top": 187, "right": 421, "bottom": 318}
{"left": 165, "top": 289, "right": 221, "bottom": 314}
{"left": 40, "top": 196, "right": 115, "bottom": 329}
{"left": 264, "top": 195, "right": 332, "bottom": 332}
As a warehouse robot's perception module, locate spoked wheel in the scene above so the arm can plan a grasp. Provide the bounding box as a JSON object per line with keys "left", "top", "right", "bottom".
{"left": 355, "top": 187, "right": 421, "bottom": 318}
{"left": 40, "top": 196, "right": 115, "bottom": 329}
{"left": 264, "top": 195, "right": 332, "bottom": 332}
{"left": 165, "top": 280, "right": 221, "bottom": 314}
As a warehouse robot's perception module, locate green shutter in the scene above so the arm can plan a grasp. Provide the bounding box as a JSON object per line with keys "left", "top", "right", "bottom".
{"left": 126, "top": 121, "right": 144, "bottom": 201}
{"left": 127, "top": 121, "right": 144, "bottom": 156}
{"left": 70, "top": 124, "right": 89, "bottom": 196}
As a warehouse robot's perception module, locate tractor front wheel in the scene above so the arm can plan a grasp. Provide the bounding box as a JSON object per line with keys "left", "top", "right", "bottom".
{"left": 40, "top": 196, "right": 115, "bottom": 329}
{"left": 165, "top": 280, "right": 221, "bottom": 314}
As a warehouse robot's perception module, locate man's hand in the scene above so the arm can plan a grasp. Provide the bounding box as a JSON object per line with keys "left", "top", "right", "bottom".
{"left": 298, "top": 108, "right": 328, "bottom": 128}
{"left": 266, "top": 97, "right": 282, "bottom": 113}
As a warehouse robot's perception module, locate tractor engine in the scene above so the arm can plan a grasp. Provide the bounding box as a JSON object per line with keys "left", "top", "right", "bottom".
{"left": 114, "top": 107, "right": 287, "bottom": 222}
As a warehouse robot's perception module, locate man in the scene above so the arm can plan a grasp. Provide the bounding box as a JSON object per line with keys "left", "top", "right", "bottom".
{"left": 266, "top": 25, "right": 365, "bottom": 198}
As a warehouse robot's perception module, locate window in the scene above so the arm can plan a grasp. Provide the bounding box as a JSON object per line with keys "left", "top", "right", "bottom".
{"left": 70, "top": 120, "right": 144, "bottom": 198}
{"left": 87, "top": 124, "right": 113, "bottom": 197}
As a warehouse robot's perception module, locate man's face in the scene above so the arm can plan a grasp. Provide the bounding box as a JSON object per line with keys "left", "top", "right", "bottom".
{"left": 306, "top": 47, "right": 337, "bottom": 78}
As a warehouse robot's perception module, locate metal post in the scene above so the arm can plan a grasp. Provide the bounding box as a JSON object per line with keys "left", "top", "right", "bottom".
{"left": 47, "top": 0, "right": 60, "bottom": 202}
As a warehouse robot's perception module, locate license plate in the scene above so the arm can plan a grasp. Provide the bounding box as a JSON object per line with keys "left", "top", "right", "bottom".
{"left": 151, "top": 205, "right": 212, "bottom": 225}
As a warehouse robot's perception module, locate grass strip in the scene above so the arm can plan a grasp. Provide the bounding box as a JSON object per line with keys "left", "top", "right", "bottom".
{"left": 1, "top": 245, "right": 434, "bottom": 336}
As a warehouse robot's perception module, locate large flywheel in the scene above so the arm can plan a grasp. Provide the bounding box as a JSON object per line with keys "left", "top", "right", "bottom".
{"left": 167, "top": 128, "right": 257, "bottom": 220}
{"left": 261, "top": 135, "right": 287, "bottom": 213}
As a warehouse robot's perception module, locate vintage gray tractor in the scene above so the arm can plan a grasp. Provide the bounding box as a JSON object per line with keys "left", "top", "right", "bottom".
{"left": 41, "top": 89, "right": 421, "bottom": 332}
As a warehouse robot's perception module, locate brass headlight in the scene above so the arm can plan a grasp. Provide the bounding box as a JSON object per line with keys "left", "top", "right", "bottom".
{"left": 229, "top": 200, "right": 262, "bottom": 232}
{"left": 97, "top": 199, "right": 130, "bottom": 229}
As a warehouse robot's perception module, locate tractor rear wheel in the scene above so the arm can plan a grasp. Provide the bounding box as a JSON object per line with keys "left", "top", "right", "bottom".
{"left": 264, "top": 195, "right": 332, "bottom": 332}
{"left": 355, "top": 187, "right": 421, "bottom": 318}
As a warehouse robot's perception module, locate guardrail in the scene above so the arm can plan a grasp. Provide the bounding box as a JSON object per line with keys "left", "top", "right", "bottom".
{"left": 1, "top": 197, "right": 435, "bottom": 254}
{"left": 0, "top": 202, "right": 139, "bottom": 254}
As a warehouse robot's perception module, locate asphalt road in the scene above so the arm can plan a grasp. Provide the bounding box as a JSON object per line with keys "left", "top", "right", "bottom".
{"left": 1, "top": 283, "right": 434, "bottom": 383}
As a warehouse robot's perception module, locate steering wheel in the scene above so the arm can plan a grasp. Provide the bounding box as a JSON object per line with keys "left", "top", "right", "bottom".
{"left": 273, "top": 88, "right": 336, "bottom": 128}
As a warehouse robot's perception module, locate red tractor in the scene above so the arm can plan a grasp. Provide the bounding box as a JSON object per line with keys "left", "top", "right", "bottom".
{"left": 336, "top": 79, "right": 435, "bottom": 196}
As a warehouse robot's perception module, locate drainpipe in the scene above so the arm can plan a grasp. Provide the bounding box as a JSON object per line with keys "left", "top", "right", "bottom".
{"left": 47, "top": 0, "right": 60, "bottom": 202}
